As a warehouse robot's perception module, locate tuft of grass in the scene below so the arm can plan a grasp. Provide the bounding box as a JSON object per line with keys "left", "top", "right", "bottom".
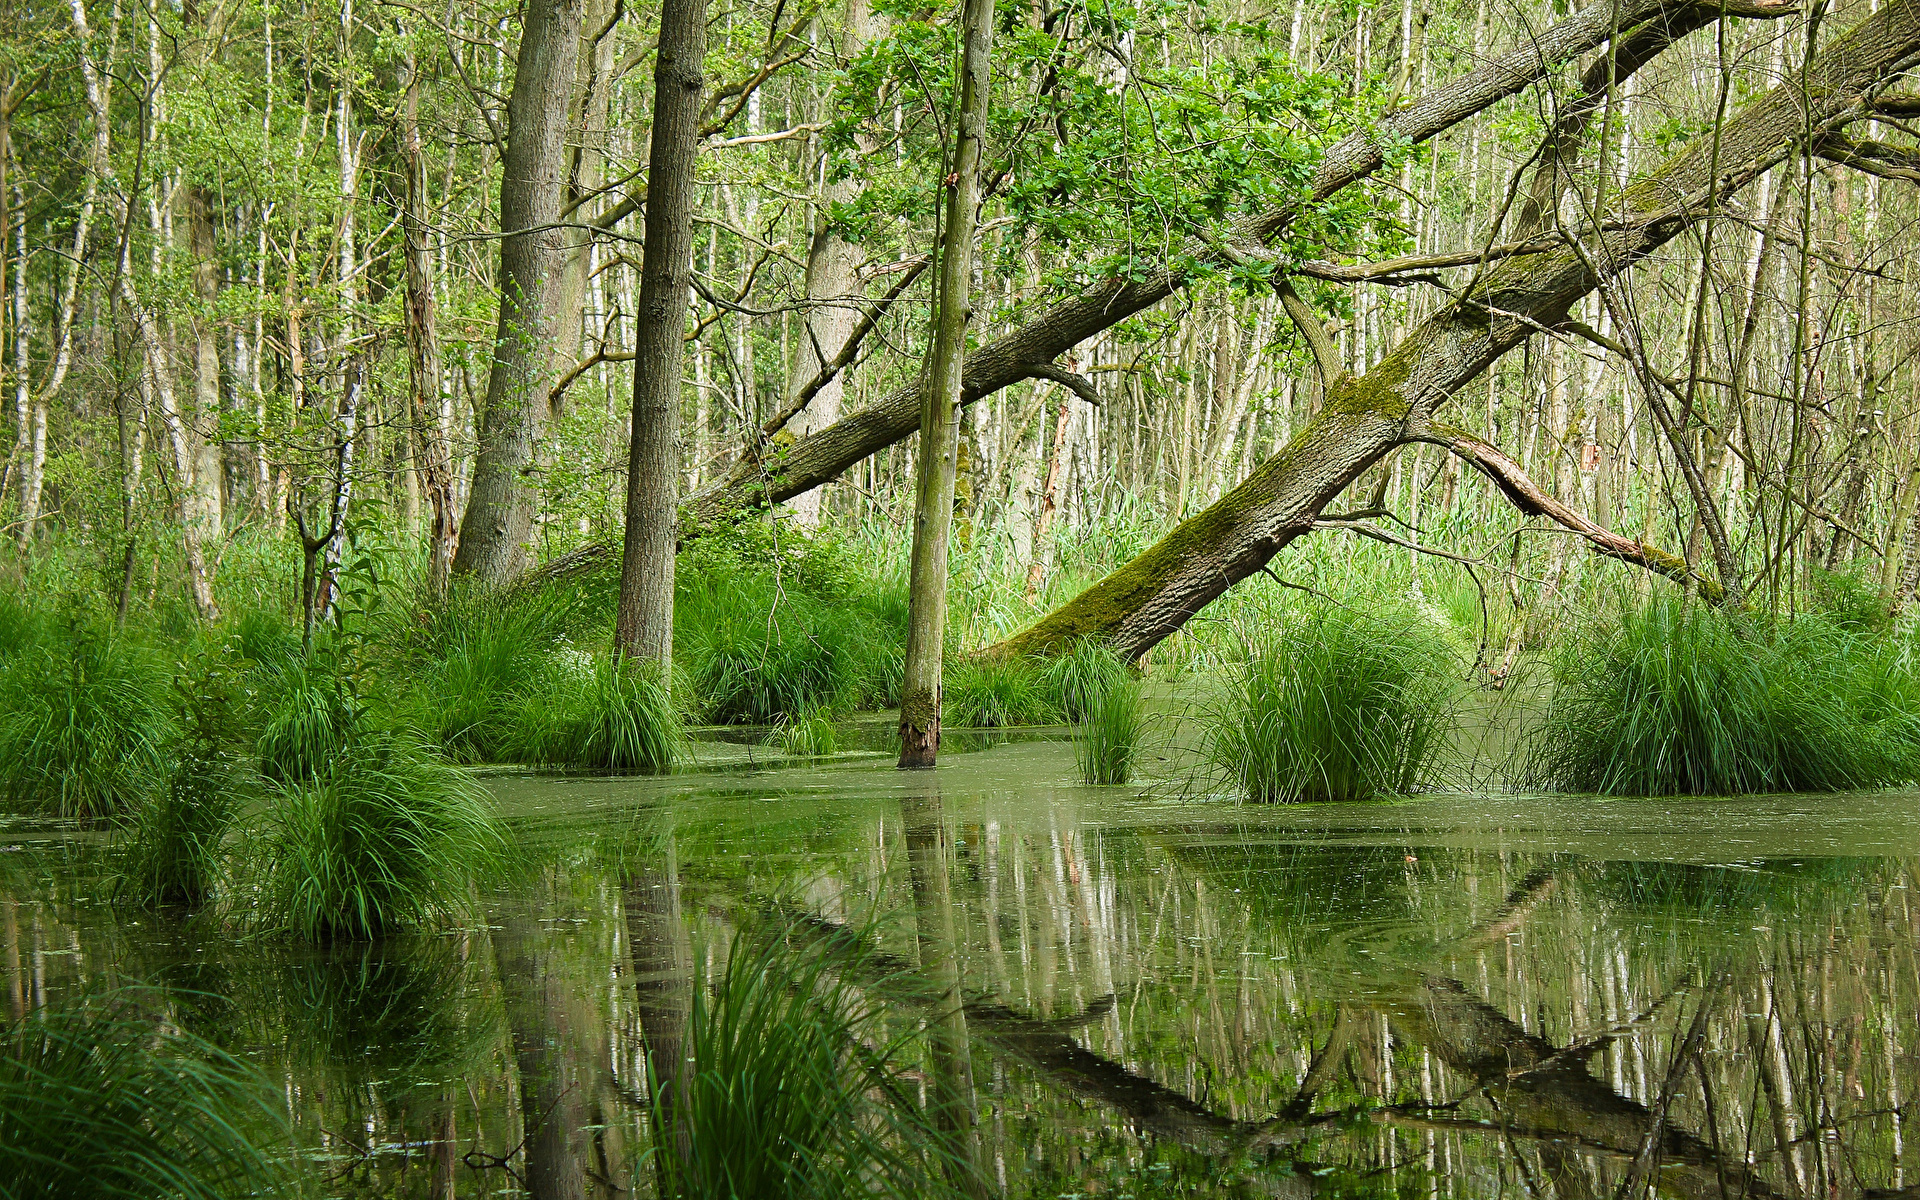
{"left": 407, "top": 588, "right": 582, "bottom": 763}
{"left": 255, "top": 656, "right": 361, "bottom": 786}
{"left": 652, "top": 922, "right": 972, "bottom": 1200}
{"left": 119, "top": 752, "right": 237, "bottom": 910}
{"left": 767, "top": 702, "right": 839, "bottom": 757}
{"left": 257, "top": 730, "right": 505, "bottom": 941}
{"left": 120, "top": 654, "right": 248, "bottom": 909}
{"left": 677, "top": 553, "right": 905, "bottom": 723}
{"left": 1066, "top": 643, "right": 1142, "bottom": 786}
{"left": 0, "top": 987, "right": 285, "bottom": 1199}
{"left": 943, "top": 655, "right": 1057, "bottom": 728}
{"left": 0, "top": 621, "right": 171, "bottom": 822}
{"left": 527, "top": 654, "right": 683, "bottom": 773}
{"left": 1522, "top": 598, "right": 1920, "bottom": 796}
{"left": 1201, "top": 604, "right": 1457, "bottom": 804}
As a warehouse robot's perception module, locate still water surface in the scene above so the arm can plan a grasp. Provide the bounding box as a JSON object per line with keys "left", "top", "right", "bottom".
{"left": 3, "top": 734, "right": 1916, "bottom": 1197}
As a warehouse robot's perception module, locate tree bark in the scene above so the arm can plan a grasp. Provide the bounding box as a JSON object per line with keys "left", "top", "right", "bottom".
{"left": 451, "top": 0, "right": 585, "bottom": 585}
{"left": 898, "top": 0, "right": 993, "bottom": 769}
{"left": 613, "top": 0, "right": 708, "bottom": 666}
{"left": 994, "top": 0, "right": 1920, "bottom": 661}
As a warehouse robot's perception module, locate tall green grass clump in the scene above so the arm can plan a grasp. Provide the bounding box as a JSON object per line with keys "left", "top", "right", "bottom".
{"left": 651, "top": 923, "right": 969, "bottom": 1200}
{"left": 0, "top": 988, "right": 285, "bottom": 1198}
{"left": 767, "top": 702, "right": 839, "bottom": 757}
{"left": 1202, "top": 604, "right": 1458, "bottom": 803}
{"left": 677, "top": 525, "right": 906, "bottom": 723}
{"left": 1060, "top": 643, "right": 1142, "bottom": 785}
{"left": 1523, "top": 598, "right": 1920, "bottom": 796}
{"left": 527, "top": 654, "right": 683, "bottom": 772}
{"left": 0, "top": 617, "right": 171, "bottom": 821}
{"left": 259, "top": 731, "right": 505, "bottom": 941}
{"left": 119, "top": 660, "right": 245, "bottom": 909}
{"left": 254, "top": 655, "right": 361, "bottom": 785}
{"left": 405, "top": 585, "right": 585, "bottom": 762}
{"left": 943, "top": 655, "right": 1057, "bottom": 728}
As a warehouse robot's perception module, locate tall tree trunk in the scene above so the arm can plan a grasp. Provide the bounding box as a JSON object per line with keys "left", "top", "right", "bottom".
{"left": 897, "top": 0, "right": 993, "bottom": 769}
{"left": 994, "top": 0, "right": 1918, "bottom": 661}
{"left": 400, "top": 48, "right": 457, "bottom": 595}
{"left": 613, "top": 0, "right": 708, "bottom": 666}
{"left": 451, "top": 0, "right": 585, "bottom": 584}
{"left": 1023, "top": 393, "right": 1073, "bottom": 599}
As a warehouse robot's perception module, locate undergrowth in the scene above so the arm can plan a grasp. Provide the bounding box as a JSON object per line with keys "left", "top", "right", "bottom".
{"left": 1522, "top": 598, "right": 1920, "bottom": 796}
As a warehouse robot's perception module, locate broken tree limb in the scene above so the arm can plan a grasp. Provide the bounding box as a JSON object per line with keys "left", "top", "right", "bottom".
{"left": 990, "top": 0, "right": 1912, "bottom": 661}
{"left": 1429, "top": 428, "right": 1727, "bottom": 602}
{"left": 1275, "top": 278, "right": 1346, "bottom": 388}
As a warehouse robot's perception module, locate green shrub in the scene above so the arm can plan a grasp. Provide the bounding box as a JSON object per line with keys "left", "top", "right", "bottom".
{"left": 1201, "top": 604, "right": 1457, "bottom": 803}
{"left": 258, "top": 731, "right": 504, "bottom": 941}
{"left": 0, "top": 623, "right": 171, "bottom": 821}
{"left": 1523, "top": 599, "right": 1920, "bottom": 796}
{"left": 943, "top": 655, "right": 1057, "bottom": 728}
{"left": 653, "top": 922, "right": 970, "bottom": 1200}
{"left": 528, "top": 654, "right": 683, "bottom": 773}
{"left": 1067, "top": 644, "right": 1142, "bottom": 786}
{"left": 0, "top": 988, "right": 284, "bottom": 1198}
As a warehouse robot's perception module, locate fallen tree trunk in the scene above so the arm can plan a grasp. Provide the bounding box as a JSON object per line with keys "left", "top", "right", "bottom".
{"left": 994, "top": 0, "right": 1917, "bottom": 661}
{"left": 518, "top": 0, "right": 1773, "bottom": 588}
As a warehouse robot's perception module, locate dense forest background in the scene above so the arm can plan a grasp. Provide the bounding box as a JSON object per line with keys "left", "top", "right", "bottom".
{"left": 4, "top": 0, "right": 1920, "bottom": 655}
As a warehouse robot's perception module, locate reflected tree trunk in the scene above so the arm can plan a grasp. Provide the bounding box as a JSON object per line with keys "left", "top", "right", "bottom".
{"left": 496, "top": 911, "right": 599, "bottom": 1200}
{"left": 901, "top": 786, "right": 988, "bottom": 1195}
{"left": 625, "top": 854, "right": 693, "bottom": 1194}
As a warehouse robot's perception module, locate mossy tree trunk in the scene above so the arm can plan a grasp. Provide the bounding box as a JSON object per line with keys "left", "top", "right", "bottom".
{"left": 614, "top": 0, "right": 708, "bottom": 668}
{"left": 994, "top": 0, "right": 1920, "bottom": 662}
{"left": 898, "top": 0, "right": 993, "bottom": 769}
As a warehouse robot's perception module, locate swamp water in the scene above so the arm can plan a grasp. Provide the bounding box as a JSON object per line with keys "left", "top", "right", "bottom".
{"left": 2, "top": 733, "right": 1916, "bottom": 1198}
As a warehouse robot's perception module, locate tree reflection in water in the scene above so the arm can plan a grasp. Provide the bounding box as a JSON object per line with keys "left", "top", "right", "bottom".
{"left": 3, "top": 773, "right": 1915, "bottom": 1198}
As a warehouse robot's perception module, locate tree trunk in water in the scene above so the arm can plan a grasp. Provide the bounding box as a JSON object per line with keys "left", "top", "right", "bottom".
{"left": 898, "top": 0, "right": 993, "bottom": 769}
{"left": 401, "top": 51, "right": 457, "bottom": 596}
{"left": 993, "top": 0, "right": 1918, "bottom": 661}
{"left": 451, "top": 0, "right": 585, "bottom": 585}
{"left": 614, "top": 0, "right": 707, "bottom": 667}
